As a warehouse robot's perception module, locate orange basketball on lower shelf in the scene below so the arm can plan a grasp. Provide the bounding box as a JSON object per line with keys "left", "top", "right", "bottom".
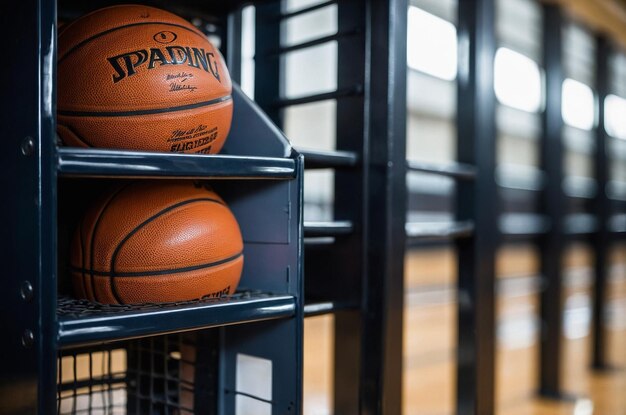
{"left": 70, "top": 181, "right": 243, "bottom": 304}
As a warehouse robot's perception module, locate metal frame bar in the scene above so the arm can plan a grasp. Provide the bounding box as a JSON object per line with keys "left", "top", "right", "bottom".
{"left": 591, "top": 35, "right": 611, "bottom": 370}
{"left": 274, "top": 85, "right": 363, "bottom": 108}
{"left": 254, "top": 1, "right": 283, "bottom": 125}
{"left": 455, "top": 0, "right": 498, "bottom": 413}
{"left": 407, "top": 160, "right": 477, "bottom": 180}
{"left": 359, "top": 1, "right": 407, "bottom": 413}
{"left": 0, "top": 0, "right": 58, "bottom": 412}
{"left": 280, "top": 0, "right": 336, "bottom": 20}
{"left": 539, "top": 4, "right": 566, "bottom": 398}
{"left": 331, "top": 1, "right": 367, "bottom": 412}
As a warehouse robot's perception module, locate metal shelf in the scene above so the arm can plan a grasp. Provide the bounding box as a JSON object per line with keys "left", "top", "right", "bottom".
{"left": 57, "top": 147, "right": 297, "bottom": 180}
{"left": 57, "top": 291, "right": 296, "bottom": 348}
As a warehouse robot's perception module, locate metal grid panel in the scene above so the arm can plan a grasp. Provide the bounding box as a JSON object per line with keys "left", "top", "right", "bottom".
{"left": 57, "top": 333, "right": 214, "bottom": 415}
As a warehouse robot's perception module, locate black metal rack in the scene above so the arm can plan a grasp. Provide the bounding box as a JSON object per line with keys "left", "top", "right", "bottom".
{"left": 1, "top": 2, "right": 305, "bottom": 412}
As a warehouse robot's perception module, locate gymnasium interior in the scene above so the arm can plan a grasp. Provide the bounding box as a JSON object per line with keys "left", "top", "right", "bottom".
{"left": 1, "top": 0, "right": 625, "bottom": 414}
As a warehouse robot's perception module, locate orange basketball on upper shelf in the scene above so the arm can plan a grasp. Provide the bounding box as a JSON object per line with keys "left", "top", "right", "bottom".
{"left": 70, "top": 181, "right": 244, "bottom": 304}
{"left": 57, "top": 5, "right": 232, "bottom": 154}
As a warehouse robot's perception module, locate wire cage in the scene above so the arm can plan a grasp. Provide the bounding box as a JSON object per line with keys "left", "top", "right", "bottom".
{"left": 57, "top": 330, "right": 216, "bottom": 415}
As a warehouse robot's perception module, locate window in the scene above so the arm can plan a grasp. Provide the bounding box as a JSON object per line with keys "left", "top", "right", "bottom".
{"left": 562, "top": 78, "right": 595, "bottom": 130}
{"left": 494, "top": 47, "right": 542, "bottom": 113}
{"left": 407, "top": 6, "right": 457, "bottom": 81}
{"left": 605, "top": 94, "right": 626, "bottom": 139}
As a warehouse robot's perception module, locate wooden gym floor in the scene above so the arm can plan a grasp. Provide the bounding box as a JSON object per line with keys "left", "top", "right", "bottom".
{"left": 303, "top": 243, "right": 626, "bottom": 415}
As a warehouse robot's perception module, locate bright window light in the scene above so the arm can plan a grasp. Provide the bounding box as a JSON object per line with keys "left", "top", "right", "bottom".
{"left": 605, "top": 94, "right": 626, "bottom": 139}
{"left": 407, "top": 6, "right": 457, "bottom": 81}
{"left": 562, "top": 78, "right": 595, "bottom": 130}
{"left": 494, "top": 48, "right": 542, "bottom": 112}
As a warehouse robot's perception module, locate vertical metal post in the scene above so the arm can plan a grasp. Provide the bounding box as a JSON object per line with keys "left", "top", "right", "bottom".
{"left": 539, "top": 4, "right": 566, "bottom": 398}
{"left": 225, "top": 8, "right": 243, "bottom": 85}
{"left": 455, "top": 0, "right": 497, "bottom": 414}
{"left": 254, "top": 1, "right": 282, "bottom": 125}
{"left": 333, "top": 1, "right": 366, "bottom": 413}
{"left": 360, "top": 0, "right": 407, "bottom": 413}
{"left": 591, "top": 36, "right": 611, "bottom": 370}
{"left": 0, "top": 0, "right": 57, "bottom": 413}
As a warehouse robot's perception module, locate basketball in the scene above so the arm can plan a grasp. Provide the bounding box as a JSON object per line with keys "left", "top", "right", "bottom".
{"left": 70, "top": 181, "right": 244, "bottom": 304}
{"left": 57, "top": 5, "right": 232, "bottom": 154}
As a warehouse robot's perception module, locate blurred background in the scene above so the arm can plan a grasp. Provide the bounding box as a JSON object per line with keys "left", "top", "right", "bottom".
{"left": 236, "top": 0, "right": 626, "bottom": 414}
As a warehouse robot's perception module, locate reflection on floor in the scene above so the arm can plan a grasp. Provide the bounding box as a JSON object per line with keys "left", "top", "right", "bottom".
{"left": 303, "top": 243, "right": 626, "bottom": 415}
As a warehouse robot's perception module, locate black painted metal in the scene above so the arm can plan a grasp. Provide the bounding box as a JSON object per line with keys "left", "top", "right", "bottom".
{"left": 539, "top": 4, "right": 566, "bottom": 398}
{"left": 455, "top": 0, "right": 497, "bottom": 414}
{"left": 591, "top": 35, "right": 611, "bottom": 370}
{"left": 274, "top": 85, "right": 363, "bottom": 108}
{"left": 303, "top": 220, "right": 354, "bottom": 237}
{"left": 226, "top": 8, "right": 243, "bottom": 85}
{"left": 299, "top": 149, "right": 359, "bottom": 169}
{"left": 0, "top": 0, "right": 57, "bottom": 412}
{"left": 58, "top": 294, "right": 296, "bottom": 348}
{"left": 407, "top": 160, "right": 477, "bottom": 180}
{"left": 58, "top": 148, "right": 296, "bottom": 179}
{"left": 276, "top": 31, "right": 359, "bottom": 56}
{"left": 359, "top": 1, "right": 407, "bottom": 413}
{"left": 254, "top": 2, "right": 283, "bottom": 125}
{"left": 322, "top": 1, "right": 367, "bottom": 412}
{"left": 280, "top": 0, "right": 337, "bottom": 20}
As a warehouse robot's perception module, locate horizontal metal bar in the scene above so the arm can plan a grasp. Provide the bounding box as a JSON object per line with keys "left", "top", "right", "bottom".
{"left": 58, "top": 294, "right": 296, "bottom": 348}
{"left": 58, "top": 375, "right": 127, "bottom": 392}
{"left": 275, "top": 30, "right": 358, "bottom": 55}
{"left": 57, "top": 148, "right": 297, "bottom": 180}
{"left": 406, "top": 160, "right": 476, "bottom": 180}
{"left": 304, "top": 220, "right": 354, "bottom": 237}
{"left": 280, "top": 0, "right": 336, "bottom": 20}
{"left": 303, "top": 301, "right": 358, "bottom": 317}
{"left": 300, "top": 148, "right": 359, "bottom": 169}
{"left": 405, "top": 221, "right": 474, "bottom": 241}
{"left": 499, "top": 213, "right": 550, "bottom": 237}
{"left": 274, "top": 85, "right": 363, "bottom": 108}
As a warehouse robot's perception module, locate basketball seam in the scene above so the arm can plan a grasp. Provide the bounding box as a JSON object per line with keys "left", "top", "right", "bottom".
{"left": 57, "top": 95, "right": 232, "bottom": 117}
{"left": 58, "top": 21, "right": 209, "bottom": 64}
{"left": 57, "top": 122, "right": 94, "bottom": 147}
{"left": 89, "top": 184, "right": 132, "bottom": 303}
{"left": 109, "top": 197, "right": 226, "bottom": 304}
{"left": 71, "top": 251, "right": 243, "bottom": 277}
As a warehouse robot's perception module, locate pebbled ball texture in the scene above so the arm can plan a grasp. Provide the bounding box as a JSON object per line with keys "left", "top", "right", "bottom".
{"left": 70, "top": 181, "right": 244, "bottom": 304}
{"left": 57, "top": 5, "right": 232, "bottom": 154}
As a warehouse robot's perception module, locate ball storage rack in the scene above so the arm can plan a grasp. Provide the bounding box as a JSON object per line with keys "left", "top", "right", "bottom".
{"left": 1, "top": 0, "right": 625, "bottom": 414}
{"left": 1, "top": 0, "right": 304, "bottom": 413}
